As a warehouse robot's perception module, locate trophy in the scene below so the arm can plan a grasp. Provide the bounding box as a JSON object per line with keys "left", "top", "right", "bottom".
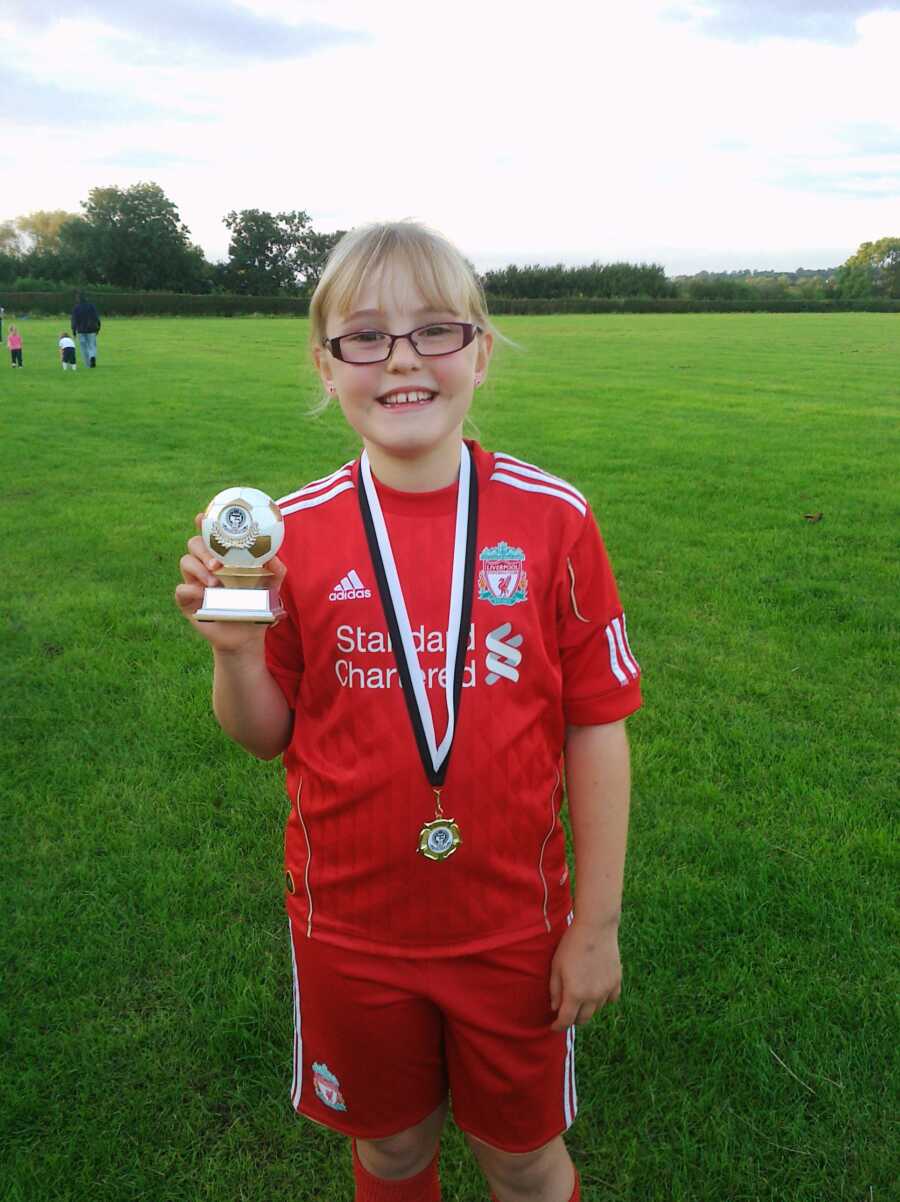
{"left": 195, "top": 487, "right": 285, "bottom": 623}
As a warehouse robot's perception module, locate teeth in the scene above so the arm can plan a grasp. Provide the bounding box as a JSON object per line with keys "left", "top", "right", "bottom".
{"left": 381, "top": 390, "right": 434, "bottom": 406}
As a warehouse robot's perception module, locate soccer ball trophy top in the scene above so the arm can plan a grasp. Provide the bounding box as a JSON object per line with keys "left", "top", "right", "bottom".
{"left": 195, "top": 487, "right": 285, "bottom": 624}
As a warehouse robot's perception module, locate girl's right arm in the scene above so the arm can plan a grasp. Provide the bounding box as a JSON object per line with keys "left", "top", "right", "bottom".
{"left": 175, "top": 521, "right": 293, "bottom": 760}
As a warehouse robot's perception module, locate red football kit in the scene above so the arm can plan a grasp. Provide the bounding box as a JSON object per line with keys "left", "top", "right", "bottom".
{"left": 266, "top": 441, "right": 641, "bottom": 1149}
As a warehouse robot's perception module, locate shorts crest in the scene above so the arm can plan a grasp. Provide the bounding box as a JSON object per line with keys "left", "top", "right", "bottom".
{"left": 312, "top": 1061, "right": 347, "bottom": 1111}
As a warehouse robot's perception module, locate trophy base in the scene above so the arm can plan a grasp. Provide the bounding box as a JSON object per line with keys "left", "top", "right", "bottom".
{"left": 196, "top": 586, "right": 283, "bottom": 624}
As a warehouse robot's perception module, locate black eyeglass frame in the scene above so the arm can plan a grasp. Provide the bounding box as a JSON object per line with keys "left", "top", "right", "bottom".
{"left": 324, "top": 322, "right": 482, "bottom": 364}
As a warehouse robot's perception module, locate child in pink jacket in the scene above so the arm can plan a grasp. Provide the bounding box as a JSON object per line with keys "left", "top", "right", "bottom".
{"left": 8, "top": 325, "right": 23, "bottom": 367}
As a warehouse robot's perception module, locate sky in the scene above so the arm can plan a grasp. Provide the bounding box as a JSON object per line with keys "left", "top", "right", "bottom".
{"left": 2, "top": 0, "right": 899, "bottom": 275}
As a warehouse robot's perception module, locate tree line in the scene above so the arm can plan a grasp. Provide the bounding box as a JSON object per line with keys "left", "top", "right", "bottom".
{"left": 0, "top": 183, "right": 345, "bottom": 298}
{"left": 1, "top": 182, "right": 897, "bottom": 302}
{"left": 483, "top": 242, "right": 899, "bottom": 302}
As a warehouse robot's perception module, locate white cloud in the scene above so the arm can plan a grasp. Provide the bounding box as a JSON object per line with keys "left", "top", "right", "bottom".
{"left": 2, "top": 0, "right": 367, "bottom": 60}
{"left": 668, "top": 0, "right": 900, "bottom": 45}
{"left": 1, "top": 0, "right": 898, "bottom": 272}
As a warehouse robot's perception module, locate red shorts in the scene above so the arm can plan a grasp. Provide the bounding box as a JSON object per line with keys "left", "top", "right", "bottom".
{"left": 287, "top": 913, "right": 578, "bottom": 1153}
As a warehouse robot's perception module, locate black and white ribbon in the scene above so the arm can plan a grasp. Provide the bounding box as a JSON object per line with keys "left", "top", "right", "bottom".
{"left": 358, "top": 445, "right": 478, "bottom": 786}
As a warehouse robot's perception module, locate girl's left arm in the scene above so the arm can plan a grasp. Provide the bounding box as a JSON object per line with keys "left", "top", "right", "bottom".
{"left": 550, "top": 719, "right": 631, "bottom": 1031}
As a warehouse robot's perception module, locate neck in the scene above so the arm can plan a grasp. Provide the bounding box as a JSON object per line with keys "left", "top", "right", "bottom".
{"left": 363, "top": 434, "right": 464, "bottom": 492}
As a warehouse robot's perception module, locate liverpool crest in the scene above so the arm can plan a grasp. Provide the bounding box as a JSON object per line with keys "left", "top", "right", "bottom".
{"left": 478, "top": 541, "right": 528, "bottom": 606}
{"left": 312, "top": 1061, "right": 347, "bottom": 1111}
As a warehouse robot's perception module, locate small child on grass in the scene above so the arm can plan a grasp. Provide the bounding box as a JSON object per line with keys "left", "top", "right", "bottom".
{"left": 59, "top": 332, "right": 77, "bottom": 371}
{"left": 8, "top": 325, "right": 23, "bottom": 367}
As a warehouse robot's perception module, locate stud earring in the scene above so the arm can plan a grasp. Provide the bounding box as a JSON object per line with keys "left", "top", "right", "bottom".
{"left": 326, "top": 382, "right": 336, "bottom": 394}
{"left": 474, "top": 374, "right": 483, "bottom": 387}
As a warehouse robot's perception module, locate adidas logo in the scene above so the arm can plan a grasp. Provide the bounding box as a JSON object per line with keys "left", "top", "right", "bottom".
{"left": 329, "top": 569, "right": 372, "bottom": 602}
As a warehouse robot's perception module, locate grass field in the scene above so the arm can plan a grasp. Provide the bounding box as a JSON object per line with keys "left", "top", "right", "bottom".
{"left": 2, "top": 314, "right": 897, "bottom": 1202}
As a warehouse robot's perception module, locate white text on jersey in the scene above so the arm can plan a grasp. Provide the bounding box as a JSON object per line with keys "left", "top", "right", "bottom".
{"left": 329, "top": 569, "right": 372, "bottom": 601}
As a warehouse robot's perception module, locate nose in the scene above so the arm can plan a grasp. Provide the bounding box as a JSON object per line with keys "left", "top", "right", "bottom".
{"left": 385, "top": 333, "right": 421, "bottom": 370}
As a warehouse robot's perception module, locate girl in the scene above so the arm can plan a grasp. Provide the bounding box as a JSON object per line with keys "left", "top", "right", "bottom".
{"left": 8, "top": 324, "right": 23, "bottom": 367}
{"left": 176, "top": 222, "right": 641, "bottom": 1202}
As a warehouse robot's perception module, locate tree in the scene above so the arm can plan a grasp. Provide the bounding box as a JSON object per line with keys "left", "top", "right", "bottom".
{"left": 75, "top": 182, "right": 212, "bottom": 291}
{"left": 221, "top": 209, "right": 311, "bottom": 295}
{"left": 16, "top": 210, "right": 79, "bottom": 255}
{"left": 221, "top": 210, "right": 344, "bottom": 295}
{"left": 836, "top": 237, "right": 900, "bottom": 299}
{"left": 0, "top": 220, "right": 22, "bottom": 255}
{"left": 0, "top": 251, "right": 19, "bottom": 284}
{"left": 481, "top": 261, "right": 674, "bottom": 300}
{"left": 300, "top": 228, "right": 346, "bottom": 292}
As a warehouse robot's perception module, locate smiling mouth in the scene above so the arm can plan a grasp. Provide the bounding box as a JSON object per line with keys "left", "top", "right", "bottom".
{"left": 376, "top": 389, "right": 436, "bottom": 408}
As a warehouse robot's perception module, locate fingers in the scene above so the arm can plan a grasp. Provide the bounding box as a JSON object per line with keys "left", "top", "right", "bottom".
{"left": 188, "top": 532, "right": 218, "bottom": 567}
{"left": 176, "top": 522, "right": 221, "bottom": 621}
{"left": 551, "top": 998, "right": 580, "bottom": 1032}
{"left": 550, "top": 984, "right": 618, "bottom": 1031}
{"left": 267, "top": 555, "right": 287, "bottom": 586}
{"left": 179, "top": 548, "right": 220, "bottom": 589}
{"left": 174, "top": 580, "right": 206, "bottom": 618}
{"left": 551, "top": 997, "right": 601, "bottom": 1031}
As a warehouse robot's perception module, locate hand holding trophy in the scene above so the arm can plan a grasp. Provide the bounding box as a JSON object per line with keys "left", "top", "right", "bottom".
{"left": 175, "top": 487, "right": 285, "bottom": 640}
{"left": 195, "top": 487, "right": 285, "bottom": 623}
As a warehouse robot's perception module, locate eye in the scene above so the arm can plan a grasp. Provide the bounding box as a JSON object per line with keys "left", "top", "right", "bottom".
{"left": 418, "top": 324, "right": 455, "bottom": 338}
{"left": 344, "top": 330, "right": 388, "bottom": 345}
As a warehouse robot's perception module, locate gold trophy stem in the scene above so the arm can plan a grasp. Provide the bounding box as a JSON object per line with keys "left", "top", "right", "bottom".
{"left": 214, "top": 566, "right": 275, "bottom": 590}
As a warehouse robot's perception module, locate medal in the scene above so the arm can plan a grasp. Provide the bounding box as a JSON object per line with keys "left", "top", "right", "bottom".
{"left": 359, "top": 445, "right": 478, "bottom": 861}
{"left": 418, "top": 814, "right": 462, "bottom": 862}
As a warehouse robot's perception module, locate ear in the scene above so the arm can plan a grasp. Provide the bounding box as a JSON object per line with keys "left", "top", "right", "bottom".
{"left": 474, "top": 329, "right": 493, "bottom": 382}
{"left": 313, "top": 344, "right": 335, "bottom": 394}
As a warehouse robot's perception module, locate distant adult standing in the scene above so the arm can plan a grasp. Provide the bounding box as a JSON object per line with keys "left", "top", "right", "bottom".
{"left": 0, "top": 306, "right": 5, "bottom": 341}
{"left": 71, "top": 291, "right": 101, "bottom": 368}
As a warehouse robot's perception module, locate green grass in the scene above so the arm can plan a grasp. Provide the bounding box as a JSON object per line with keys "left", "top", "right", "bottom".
{"left": 2, "top": 315, "right": 897, "bottom": 1201}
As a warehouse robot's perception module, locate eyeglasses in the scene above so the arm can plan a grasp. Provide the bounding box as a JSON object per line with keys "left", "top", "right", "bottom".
{"left": 324, "top": 322, "right": 481, "bottom": 365}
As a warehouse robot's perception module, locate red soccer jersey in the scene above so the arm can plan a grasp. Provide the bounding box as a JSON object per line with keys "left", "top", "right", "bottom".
{"left": 265, "top": 442, "right": 641, "bottom": 956}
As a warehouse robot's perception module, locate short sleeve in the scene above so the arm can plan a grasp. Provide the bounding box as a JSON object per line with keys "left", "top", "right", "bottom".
{"left": 264, "top": 601, "right": 304, "bottom": 708}
{"left": 557, "top": 510, "right": 642, "bottom": 726}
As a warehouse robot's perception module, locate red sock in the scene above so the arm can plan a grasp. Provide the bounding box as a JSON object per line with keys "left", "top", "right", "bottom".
{"left": 353, "top": 1141, "right": 441, "bottom": 1202}
{"left": 490, "top": 1167, "right": 579, "bottom": 1202}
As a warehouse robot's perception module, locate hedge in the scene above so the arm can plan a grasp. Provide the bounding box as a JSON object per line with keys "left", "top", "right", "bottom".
{"left": 485, "top": 296, "right": 900, "bottom": 315}
{"left": 1, "top": 290, "right": 899, "bottom": 318}
{"left": 0, "top": 291, "right": 310, "bottom": 317}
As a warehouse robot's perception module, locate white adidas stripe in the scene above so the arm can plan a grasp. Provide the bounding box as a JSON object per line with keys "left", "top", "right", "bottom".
{"left": 605, "top": 617, "right": 639, "bottom": 686}
{"left": 568, "top": 1025, "right": 578, "bottom": 1121}
{"left": 348, "top": 569, "right": 364, "bottom": 590}
{"left": 281, "top": 480, "right": 354, "bottom": 515}
{"left": 493, "top": 452, "right": 587, "bottom": 504}
{"left": 563, "top": 908, "right": 577, "bottom": 1127}
{"left": 491, "top": 471, "right": 587, "bottom": 516}
{"left": 623, "top": 613, "right": 640, "bottom": 673}
{"left": 289, "top": 925, "right": 303, "bottom": 1109}
{"left": 605, "top": 623, "right": 628, "bottom": 686}
{"left": 612, "top": 615, "right": 639, "bottom": 677}
{"left": 278, "top": 462, "right": 354, "bottom": 506}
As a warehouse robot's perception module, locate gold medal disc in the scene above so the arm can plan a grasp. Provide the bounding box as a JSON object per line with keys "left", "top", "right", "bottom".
{"left": 417, "top": 818, "right": 462, "bottom": 862}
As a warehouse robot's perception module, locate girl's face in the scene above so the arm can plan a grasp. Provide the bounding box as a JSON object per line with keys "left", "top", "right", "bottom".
{"left": 315, "top": 262, "right": 492, "bottom": 482}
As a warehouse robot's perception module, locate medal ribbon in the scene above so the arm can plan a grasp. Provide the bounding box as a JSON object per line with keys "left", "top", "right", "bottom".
{"left": 358, "top": 444, "right": 478, "bottom": 786}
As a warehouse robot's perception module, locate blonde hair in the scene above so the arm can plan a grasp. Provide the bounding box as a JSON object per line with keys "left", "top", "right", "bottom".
{"left": 309, "top": 221, "right": 496, "bottom": 351}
